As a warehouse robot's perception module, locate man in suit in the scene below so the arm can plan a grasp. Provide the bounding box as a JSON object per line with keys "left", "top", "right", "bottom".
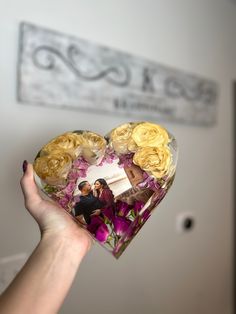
{"left": 74, "top": 181, "right": 105, "bottom": 224}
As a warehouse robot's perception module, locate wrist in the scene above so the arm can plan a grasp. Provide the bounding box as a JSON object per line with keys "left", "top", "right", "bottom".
{"left": 40, "top": 228, "right": 92, "bottom": 261}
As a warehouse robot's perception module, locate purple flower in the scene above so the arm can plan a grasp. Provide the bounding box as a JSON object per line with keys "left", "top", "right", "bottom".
{"left": 87, "top": 216, "right": 110, "bottom": 243}
{"left": 123, "top": 217, "right": 140, "bottom": 240}
{"left": 112, "top": 217, "right": 141, "bottom": 258}
{"left": 96, "top": 223, "right": 110, "bottom": 243}
{"left": 67, "top": 170, "right": 80, "bottom": 181}
{"left": 78, "top": 169, "right": 87, "bottom": 178}
{"left": 113, "top": 216, "right": 132, "bottom": 236}
{"left": 66, "top": 157, "right": 91, "bottom": 182}
{"left": 71, "top": 157, "right": 91, "bottom": 178}
{"left": 133, "top": 200, "right": 145, "bottom": 215}
{"left": 98, "top": 148, "right": 117, "bottom": 166}
{"left": 73, "top": 157, "right": 90, "bottom": 169}
{"left": 102, "top": 206, "right": 115, "bottom": 221}
{"left": 116, "top": 200, "right": 131, "bottom": 217}
{"left": 86, "top": 216, "right": 102, "bottom": 233}
{"left": 118, "top": 153, "right": 134, "bottom": 168}
{"left": 138, "top": 172, "right": 162, "bottom": 191}
{"left": 63, "top": 181, "right": 75, "bottom": 196}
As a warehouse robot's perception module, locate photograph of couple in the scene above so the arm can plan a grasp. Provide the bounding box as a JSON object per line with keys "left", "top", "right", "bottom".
{"left": 72, "top": 157, "right": 155, "bottom": 253}
{"left": 74, "top": 178, "right": 114, "bottom": 225}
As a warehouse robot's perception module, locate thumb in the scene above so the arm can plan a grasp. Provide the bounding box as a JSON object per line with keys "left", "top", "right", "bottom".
{"left": 20, "top": 161, "right": 42, "bottom": 209}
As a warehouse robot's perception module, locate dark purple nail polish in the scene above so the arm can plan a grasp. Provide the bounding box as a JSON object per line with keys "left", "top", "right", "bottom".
{"left": 22, "top": 160, "right": 28, "bottom": 173}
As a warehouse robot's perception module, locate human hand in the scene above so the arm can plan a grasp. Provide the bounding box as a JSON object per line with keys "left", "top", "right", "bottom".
{"left": 92, "top": 188, "right": 98, "bottom": 197}
{"left": 20, "top": 161, "right": 92, "bottom": 254}
{"left": 75, "top": 215, "right": 87, "bottom": 225}
{"left": 91, "top": 209, "right": 101, "bottom": 216}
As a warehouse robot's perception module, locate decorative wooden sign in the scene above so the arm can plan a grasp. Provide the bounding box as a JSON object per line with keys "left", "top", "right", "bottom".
{"left": 18, "top": 22, "right": 219, "bottom": 126}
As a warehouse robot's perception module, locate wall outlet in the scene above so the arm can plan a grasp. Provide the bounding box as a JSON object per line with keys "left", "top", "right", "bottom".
{"left": 0, "top": 253, "right": 28, "bottom": 293}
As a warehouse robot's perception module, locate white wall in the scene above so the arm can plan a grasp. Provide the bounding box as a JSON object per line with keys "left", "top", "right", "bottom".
{"left": 0, "top": 0, "right": 235, "bottom": 313}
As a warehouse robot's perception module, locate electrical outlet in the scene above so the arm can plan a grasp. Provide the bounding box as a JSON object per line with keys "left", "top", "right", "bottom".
{"left": 0, "top": 253, "right": 28, "bottom": 293}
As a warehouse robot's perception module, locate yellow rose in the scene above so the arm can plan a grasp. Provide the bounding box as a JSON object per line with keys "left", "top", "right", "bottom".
{"left": 133, "top": 146, "right": 172, "bottom": 179}
{"left": 110, "top": 122, "right": 141, "bottom": 154}
{"left": 127, "top": 137, "right": 139, "bottom": 152}
{"left": 81, "top": 131, "right": 106, "bottom": 164}
{"left": 41, "top": 132, "right": 84, "bottom": 159}
{"left": 132, "top": 122, "right": 170, "bottom": 148}
{"left": 33, "top": 151, "right": 73, "bottom": 186}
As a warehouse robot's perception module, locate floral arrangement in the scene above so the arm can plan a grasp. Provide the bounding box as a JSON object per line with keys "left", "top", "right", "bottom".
{"left": 33, "top": 122, "right": 178, "bottom": 258}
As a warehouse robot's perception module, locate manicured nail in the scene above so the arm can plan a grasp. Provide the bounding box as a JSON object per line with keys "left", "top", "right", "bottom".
{"left": 22, "top": 160, "right": 28, "bottom": 173}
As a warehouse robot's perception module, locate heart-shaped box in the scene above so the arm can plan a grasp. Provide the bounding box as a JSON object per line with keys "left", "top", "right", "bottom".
{"left": 33, "top": 122, "right": 178, "bottom": 258}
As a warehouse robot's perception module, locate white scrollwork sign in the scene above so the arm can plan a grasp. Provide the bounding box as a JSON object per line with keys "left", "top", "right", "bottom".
{"left": 17, "top": 22, "right": 219, "bottom": 126}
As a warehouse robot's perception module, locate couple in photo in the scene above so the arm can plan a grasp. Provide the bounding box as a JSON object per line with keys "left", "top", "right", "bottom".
{"left": 74, "top": 179, "right": 114, "bottom": 225}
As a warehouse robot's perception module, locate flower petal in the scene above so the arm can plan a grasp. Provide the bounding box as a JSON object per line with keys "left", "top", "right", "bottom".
{"left": 113, "top": 216, "right": 132, "bottom": 236}
{"left": 95, "top": 223, "right": 110, "bottom": 243}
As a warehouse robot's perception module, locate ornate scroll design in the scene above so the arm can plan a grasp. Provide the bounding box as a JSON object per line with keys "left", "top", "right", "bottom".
{"left": 164, "top": 77, "right": 217, "bottom": 105}
{"left": 32, "top": 45, "right": 131, "bottom": 87}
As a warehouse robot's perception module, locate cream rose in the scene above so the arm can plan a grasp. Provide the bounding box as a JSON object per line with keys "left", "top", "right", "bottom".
{"left": 41, "top": 132, "right": 84, "bottom": 159}
{"left": 109, "top": 122, "right": 141, "bottom": 154}
{"left": 81, "top": 131, "right": 106, "bottom": 164}
{"left": 33, "top": 151, "right": 73, "bottom": 186}
{"left": 132, "top": 122, "right": 170, "bottom": 148}
{"left": 133, "top": 146, "right": 172, "bottom": 179}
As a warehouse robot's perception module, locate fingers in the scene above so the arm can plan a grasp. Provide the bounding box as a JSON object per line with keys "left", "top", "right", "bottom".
{"left": 20, "top": 161, "right": 42, "bottom": 208}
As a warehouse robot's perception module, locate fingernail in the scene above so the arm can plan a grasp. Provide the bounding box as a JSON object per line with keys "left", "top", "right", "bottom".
{"left": 22, "top": 160, "right": 28, "bottom": 173}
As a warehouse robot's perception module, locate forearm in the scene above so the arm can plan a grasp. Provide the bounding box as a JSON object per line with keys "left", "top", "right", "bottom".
{"left": 0, "top": 234, "right": 86, "bottom": 314}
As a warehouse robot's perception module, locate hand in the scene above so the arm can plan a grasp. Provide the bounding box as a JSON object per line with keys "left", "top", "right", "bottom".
{"left": 75, "top": 215, "right": 87, "bottom": 225}
{"left": 20, "top": 162, "right": 92, "bottom": 254}
{"left": 91, "top": 209, "right": 101, "bottom": 216}
{"left": 92, "top": 189, "right": 98, "bottom": 197}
